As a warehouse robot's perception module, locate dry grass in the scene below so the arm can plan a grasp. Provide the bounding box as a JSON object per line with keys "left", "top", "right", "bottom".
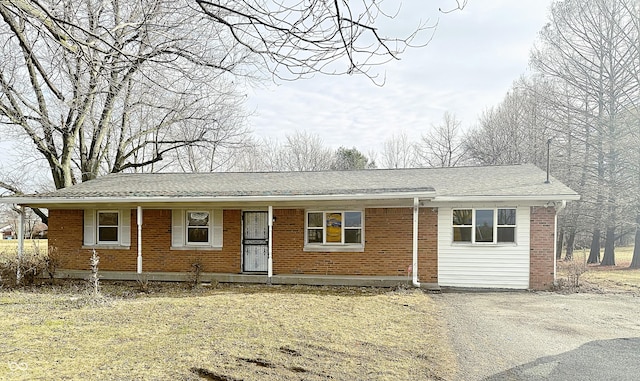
{"left": 0, "top": 283, "right": 455, "bottom": 380}
{"left": 558, "top": 246, "right": 640, "bottom": 293}
{"left": 0, "top": 239, "right": 48, "bottom": 257}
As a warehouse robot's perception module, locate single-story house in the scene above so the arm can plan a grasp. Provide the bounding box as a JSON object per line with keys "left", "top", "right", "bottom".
{"left": 0, "top": 225, "right": 15, "bottom": 239}
{"left": 2, "top": 164, "right": 579, "bottom": 290}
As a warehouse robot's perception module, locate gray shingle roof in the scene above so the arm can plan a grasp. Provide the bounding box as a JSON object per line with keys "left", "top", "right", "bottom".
{"left": 4, "top": 164, "right": 579, "bottom": 203}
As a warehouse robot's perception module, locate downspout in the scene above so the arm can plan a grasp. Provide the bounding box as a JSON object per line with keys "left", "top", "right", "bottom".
{"left": 553, "top": 200, "right": 567, "bottom": 285}
{"left": 17, "top": 205, "right": 24, "bottom": 285}
{"left": 267, "top": 205, "right": 273, "bottom": 283}
{"left": 412, "top": 197, "right": 421, "bottom": 287}
{"left": 137, "top": 206, "right": 142, "bottom": 274}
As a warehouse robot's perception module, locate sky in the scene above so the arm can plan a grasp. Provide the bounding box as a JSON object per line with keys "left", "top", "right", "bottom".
{"left": 245, "top": 0, "right": 554, "bottom": 153}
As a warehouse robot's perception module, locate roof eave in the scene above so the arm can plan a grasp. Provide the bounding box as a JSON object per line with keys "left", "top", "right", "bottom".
{"left": 431, "top": 194, "right": 581, "bottom": 202}
{"left": 1, "top": 191, "right": 437, "bottom": 206}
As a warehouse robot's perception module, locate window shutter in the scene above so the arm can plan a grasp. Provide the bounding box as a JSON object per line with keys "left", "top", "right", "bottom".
{"left": 212, "top": 209, "right": 223, "bottom": 247}
{"left": 83, "top": 209, "right": 96, "bottom": 246}
{"left": 120, "top": 209, "right": 131, "bottom": 246}
{"left": 172, "top": 209, "right": 185, "bottom": 247}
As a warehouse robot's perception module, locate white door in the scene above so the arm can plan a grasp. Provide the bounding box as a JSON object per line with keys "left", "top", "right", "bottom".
{"left": 242, "top": 211, "right": 268, "bottom": 272}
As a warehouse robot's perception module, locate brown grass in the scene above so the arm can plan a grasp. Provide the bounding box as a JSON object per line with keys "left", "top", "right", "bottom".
{"left": 558, "top": 246, "right": 640, "bottom": 293}
{"left": 0, "top": 239, "right": 48, "bottom": 256}
{"left": 0, "top": 283, "right": 455, "bottom": 380}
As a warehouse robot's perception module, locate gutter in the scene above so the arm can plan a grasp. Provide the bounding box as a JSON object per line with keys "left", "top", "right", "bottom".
{"left": 0, "top": 191, "right": 437, "bottom": 206}
{"left": 553, "top": 200, "right": 567, "bottom": 285}
{"left": 412, "top": 197, "right": 420, "bottom": 288}
{"left": 430, "top": 194, "right": 581, "bottom": 202}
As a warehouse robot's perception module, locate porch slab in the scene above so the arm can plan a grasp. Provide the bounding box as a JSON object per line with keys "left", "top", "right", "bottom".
{"left": 53, "top": 270, "right": 440, "bottom": 290}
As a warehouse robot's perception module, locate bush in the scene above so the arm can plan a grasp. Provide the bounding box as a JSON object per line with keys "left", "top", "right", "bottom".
{"left": 0, "top": 249, "right": 48, "bottom": 287}
{"left": 557, "top": 251, "right": 588, "bottom": 291}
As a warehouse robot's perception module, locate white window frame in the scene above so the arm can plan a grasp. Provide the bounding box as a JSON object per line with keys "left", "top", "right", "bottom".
{"left": 452, "top": 208, "right": 517, "bottom": 245}
{"left": 185, "top": 210, "right": 211, "bottom": 246}
{"left": 304, "top": 210, "right": 364, "bottom": 249}
{"left": 97, "top": 210, "right": 120, "bottom": 244}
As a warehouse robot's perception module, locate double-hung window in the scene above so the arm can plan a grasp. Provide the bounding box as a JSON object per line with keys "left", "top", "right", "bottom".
{"left": 453, "top": 208, "right": 516, "bottom": 244}
{"left": 186, "top": 211, "right": 210, "bottom": 245}
{"left": 171, "top": 209, "right": 223, "bottom": 249}
{"left": 97, "top": 211, "right": 119, "bottom": 243}
{"left": 306, "top": 211, "right": 363, "bottom": 245}
{"left": 84, "top": 209, "right": 130, "bottom": 247}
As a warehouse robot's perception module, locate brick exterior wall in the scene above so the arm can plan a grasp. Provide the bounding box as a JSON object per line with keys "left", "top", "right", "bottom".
{"left": 272, "top": 208, "right": 437, "bottom": 281}
{"left": 48, "top": 207, "right": 438, "bottom": 282}
{"left": 529, "top": 206, "right": 556, "bottom": 290}
{"left": 48, "top": 209, "right": 241, "bottom": 273}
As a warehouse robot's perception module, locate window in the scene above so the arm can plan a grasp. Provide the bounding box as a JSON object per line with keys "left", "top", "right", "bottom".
{"left": 171, "top": 209, "right": 223, "bottom": 249}
{"left": 97, "top": 211, "right": 119, "bottom": 243}
{"left": 306, "top": 211, "right": 363, "bottom": 245}
{"left": 187, "top": 211, "right": 210, "bottom": 245}
{"left": 452, "top": 208, "right": 516, "bottom": 244}
{"left": 83, "top": 209, "right": 130, "bottom": 247}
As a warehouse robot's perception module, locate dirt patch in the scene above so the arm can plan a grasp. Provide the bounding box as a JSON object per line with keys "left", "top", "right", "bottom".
{"left": 191, "top": 367, "right": 241, "bottom": 381}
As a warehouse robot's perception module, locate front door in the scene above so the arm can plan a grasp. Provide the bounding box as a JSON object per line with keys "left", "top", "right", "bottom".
{"left": 242, "top": 211, "right": 269, "bottom": 272}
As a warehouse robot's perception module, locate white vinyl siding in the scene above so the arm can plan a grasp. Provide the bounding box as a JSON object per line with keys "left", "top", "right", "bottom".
{"left": 438, "top": 205, "right": 530, "bottom": 289}
{"left": 171, "top": 209, "right": 223, "bottom": 249}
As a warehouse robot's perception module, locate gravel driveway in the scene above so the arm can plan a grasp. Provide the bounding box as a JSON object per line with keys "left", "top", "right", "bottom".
{"left": 434, "top": 291, "right": 640, "bottom": 380}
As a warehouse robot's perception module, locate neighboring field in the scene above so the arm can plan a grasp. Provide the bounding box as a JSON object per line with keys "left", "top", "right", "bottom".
{"left": 0, "top": 239, "right": 48, "bottom": 256}
{"left": 0, "top": 284, "right": 455, "bottom": 380}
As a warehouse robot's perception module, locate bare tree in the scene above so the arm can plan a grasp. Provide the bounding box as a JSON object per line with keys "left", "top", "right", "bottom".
{"left": 195, "top": 0, "right": 442, "bottom": 81}
{"left": 380, "top": 131, "right": 417, "bottom": 169}
{"left": 531, "top": 0, "right": 640, "bottom": 266}
{"left": 417, "top": 112, "right": 466, "bottom": 167}
{"left": 0, "top": 0, "right": 251, "bottom": 193}
{"left": 282, "top": 131, "right": 333, "bottom": 171}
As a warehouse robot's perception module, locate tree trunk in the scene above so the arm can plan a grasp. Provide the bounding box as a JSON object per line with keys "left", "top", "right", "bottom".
{"left": 587, "top": 228, "right": 601, "bottom": 264}
{"left": 556, "top": 228, "right": 564, "bottom": 260}
{"left": 565, "top": 229, "right": 576, "bottom": 261}
{"left": 630, "top": 213, "right": 640, "bottom": 269}
{"left": 601, "top": 226, "right": 616, "bottom": 266}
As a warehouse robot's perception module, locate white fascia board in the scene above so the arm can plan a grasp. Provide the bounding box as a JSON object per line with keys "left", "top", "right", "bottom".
{"left": 1, "top": 191, "right": 437, "bottom": 206}
{"left": 429, "top": 194, "right": 581, "bottom": 203}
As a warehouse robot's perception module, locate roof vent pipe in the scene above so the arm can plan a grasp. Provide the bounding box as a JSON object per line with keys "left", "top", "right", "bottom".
{"left": 545, "top": 138, "right": 553, "bottom": 184}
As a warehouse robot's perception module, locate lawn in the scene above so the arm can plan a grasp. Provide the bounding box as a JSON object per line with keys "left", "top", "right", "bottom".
{"left": 558, "top": 246, "right": 640, "bottom": 293}
{"left": 0, "top": 239, "right": 48, "bottom": 256}
{"left": 0, "top": 283, "right": 455, "bottom": 380}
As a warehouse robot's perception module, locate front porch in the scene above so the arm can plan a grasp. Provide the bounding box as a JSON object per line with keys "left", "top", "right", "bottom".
{"left": 52, "top": 270, "right": 441, "bottom": 290}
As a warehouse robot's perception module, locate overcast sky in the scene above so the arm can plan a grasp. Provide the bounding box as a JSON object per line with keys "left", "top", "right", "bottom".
{"left": 245, "top": 0, "right": 554, "bottom": 153}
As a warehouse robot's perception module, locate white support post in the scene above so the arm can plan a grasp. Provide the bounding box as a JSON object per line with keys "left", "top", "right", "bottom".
{"left": 268, "top": 205, "right": 273, "bottom": 281}
{"left": 412, "top": 198, "right": 421, "bottom": 287}
{"left": 137, "top": 206, "right": 143, "bottom": 274}
{"left": 16, "top": 205, "right": 25, "bottom": 285}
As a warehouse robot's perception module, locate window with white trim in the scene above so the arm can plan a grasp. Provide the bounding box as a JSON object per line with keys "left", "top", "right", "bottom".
{"left": 186, "top": 211, "right": 210, "bottom": 245}
{"left": 171, "top": 209, "right": 223, "bottom": 249}
{"left": 306, "top": 211, "right": 363, "bottom": 245}
{"left": 453, "top": 208, "right": 516, "bottom": 244}
{"left": 97, "top": 211, "right": 119, "bottom": 243}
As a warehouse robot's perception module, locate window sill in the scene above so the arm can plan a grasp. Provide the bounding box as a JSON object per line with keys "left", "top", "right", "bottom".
{"left": 303, "top": 244, "right": 364, "bottom": 253}
{"left": 452, "top": 242, "right": 518, "bottom": 247}
{"left": 82, "top": 245, "right": 130, "bottom": 250}
{"left": 170, "top": 246, "right": 222, "bottom": 251}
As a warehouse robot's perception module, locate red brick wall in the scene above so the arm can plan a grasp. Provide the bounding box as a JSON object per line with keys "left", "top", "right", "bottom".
{"left": 48, "top": 209, "right": 242, "bottom": 273}
{"left": 49, "top": 207, "right": 438, "bottom": 281}
{"left": 272, "top": 208, "right": 438, "bottom": 281}
{"left": 529, "top": 206, "right": 556, "bottom": 290}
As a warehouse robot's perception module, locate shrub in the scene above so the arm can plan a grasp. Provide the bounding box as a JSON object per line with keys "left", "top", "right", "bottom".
{"left": 558, "top": 250, "right": 588, "bottom": 291}
{"left": 0, "top": 246, "right": 48, "bottom": 287}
